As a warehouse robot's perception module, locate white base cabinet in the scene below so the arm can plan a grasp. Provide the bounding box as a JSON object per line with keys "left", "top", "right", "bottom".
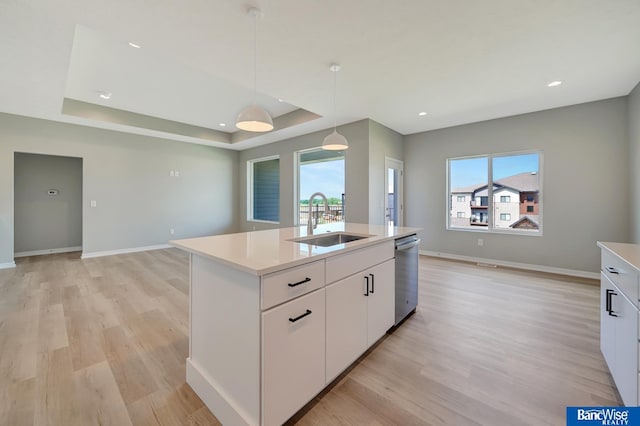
{"left": 599, "top": 242, "right": 640, "bottom": 407}
{"left": 326, "top": 271, "right": 369, "bottom": 381}
{"left": 326, "top": 258, "right": 395, "bottom": 382}
{"left": 262, "top": 289, "right": 326, "bottom": 426}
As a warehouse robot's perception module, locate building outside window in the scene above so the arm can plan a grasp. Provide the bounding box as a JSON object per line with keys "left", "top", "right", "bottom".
{"left": 448, "top": 151, "right": 541, "bottom": 234}
{"left": 457, "top": 212, "right": 465, "bottom": 218}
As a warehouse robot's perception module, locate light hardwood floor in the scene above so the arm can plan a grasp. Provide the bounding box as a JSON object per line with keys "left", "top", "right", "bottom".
{"left": 0, "top": 249, "right": 620, "bottom": 425}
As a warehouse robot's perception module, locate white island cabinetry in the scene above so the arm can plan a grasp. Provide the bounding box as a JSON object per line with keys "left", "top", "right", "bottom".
{"left": 173, "top": 224, "right": 421, "bottom": 426}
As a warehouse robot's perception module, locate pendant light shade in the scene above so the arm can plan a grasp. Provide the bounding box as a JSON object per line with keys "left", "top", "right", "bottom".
{"left": 322, "top": 63, "right": 348, "bottom": 150}
{"left": 236, "top": 7, "right": 273, "bottom": 133}
{"left": 236, "top": 104, "right": 274, "bottom": 132}
{"left": 322, "top": 129, "right": 349, "bottom": 150}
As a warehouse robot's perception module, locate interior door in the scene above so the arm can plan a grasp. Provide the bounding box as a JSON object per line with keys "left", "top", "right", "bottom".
{"left": 384, "top": 157, "right": 403, "bottom": 227}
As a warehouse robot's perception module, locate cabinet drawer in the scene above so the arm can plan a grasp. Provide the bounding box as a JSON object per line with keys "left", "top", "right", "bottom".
{"left": 602, "top": 249, "right": 639, "bottom": 308}
{"left": 326, "top": 241, "right": 394, "bottom": 284}
{"left": 261, "top": 260, "right": 325, "bottom": 310}
{"left": 262, "top": 289, "right": 325, "bottom": 426}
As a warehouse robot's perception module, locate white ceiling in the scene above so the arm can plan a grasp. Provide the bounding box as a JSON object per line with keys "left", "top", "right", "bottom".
{"left": 1, "top": 0, "right": 639, "bottom": 150}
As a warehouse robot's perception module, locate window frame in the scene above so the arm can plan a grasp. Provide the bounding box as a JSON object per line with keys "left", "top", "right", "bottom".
{"left": 247, "top": 155, "right": 280, "bottom": 224}
{"left": 446, "top": 150, "right": 543, "bottom": 236}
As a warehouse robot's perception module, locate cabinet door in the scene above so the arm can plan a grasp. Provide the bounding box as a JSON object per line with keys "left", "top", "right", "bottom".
{"left": 262, "top": 289, "right": 326, "bottom": 426}
{"left": 600, "top": 274, "right": 616, "bottom": 373}
{"left": 326, "top": 274, "right": 368, "bottom": 382}
{"left": 367, "top": 259, "right": 395, "bottom": 347}
{"left": 613, "top": 291, "right": 639, "bottom": 406}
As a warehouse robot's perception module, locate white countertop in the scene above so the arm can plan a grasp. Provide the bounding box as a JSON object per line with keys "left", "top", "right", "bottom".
{"left": 597, "top": 241, "right": 640, "bottom": 272}
{"left": 171, "top": 223, "right": 422, "bottom": 275}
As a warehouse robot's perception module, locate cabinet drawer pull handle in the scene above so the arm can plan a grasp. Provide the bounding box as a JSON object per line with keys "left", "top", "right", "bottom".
{"left": 288, "top": 277, "right": 311, "bottom": 287}
{"left": 606, "top": 266, "right": 619, "bottom": 274}
{"left": 370, "top": 273, "right": 375, "bottom": 294}
{"left": 289, "top": 309, "right": 312, "bottom": 323}
{"left": 364, "top": 276, "right": 369, "bottom": 296}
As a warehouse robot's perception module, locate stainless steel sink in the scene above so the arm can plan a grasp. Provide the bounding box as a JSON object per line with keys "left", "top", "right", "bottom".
{"left": 290, "top": 232, "right": 371, "bottom": 247}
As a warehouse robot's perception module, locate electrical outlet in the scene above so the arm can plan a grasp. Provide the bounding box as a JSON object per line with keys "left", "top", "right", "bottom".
{"left": 170, "top": 228, "right": 175, "bottom": 235}
{"left": 175, "top": 171, "right": 180, "bottom": 177}
{"left": 477, "top": 238, "right": 483, "bottom": 246}
{"left": 170, "top": 170, "right": 174, "bottom": 177}
{"left": 90, "top": 200, "right": 97, "bottom": 208}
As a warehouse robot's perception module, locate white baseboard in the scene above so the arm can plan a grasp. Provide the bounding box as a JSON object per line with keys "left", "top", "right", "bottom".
{"left": 0, "top": 262, "right": 16, "bottom": 269}
{"left": 81, "top": 244, "right": 171, "bottom": 259}
{"left": 14, "top": 246, "right": 82, "bottom": 258}
{"left": 421, "top": 250, "right": 599, "bottom": 280}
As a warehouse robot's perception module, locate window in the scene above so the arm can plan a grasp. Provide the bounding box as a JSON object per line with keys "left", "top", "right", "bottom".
{"left": 447, "top": 151, "right": 541, "bottom": 234}
{"left": 248, "top": 156, "right": 279, "bottom": 222}
{"left": 296, "top": 148, "right": 345, "bottom": 226}
{"left": 457, "top": 212, "right": 465, "bottom": 218}
{"left": 457, "top": 195, "right": 465, "bottom": 202}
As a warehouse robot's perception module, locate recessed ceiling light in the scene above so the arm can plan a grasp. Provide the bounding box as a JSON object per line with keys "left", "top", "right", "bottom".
{"left": 219, "top": 123, "right": 226, "bottom": 127}
{"left": 128, "top": 42, "right": 141, "bottom": 49}
{"left": 547, "top": 80, "right": 562, "bottom": 87}
{"left": 418, "top": 111, "right": 427, "bottom": 116}
{"left": 97, "top": 91, "right": 112, "bottom": 100}
{"left": 278, "top": 98, "right": 284, "bottom": 102}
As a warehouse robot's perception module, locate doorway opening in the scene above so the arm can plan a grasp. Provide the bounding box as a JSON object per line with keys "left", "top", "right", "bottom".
{"left": 14, "top": 152, "right": 83, "bottom": 258}
{"left": 295, "top": 148, "right": 345, "bottom": 226}
{"left": 385, "top": 157, "right": 403, "bottom": 227}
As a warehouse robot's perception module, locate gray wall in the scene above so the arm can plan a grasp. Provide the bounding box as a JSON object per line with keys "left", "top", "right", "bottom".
{"left": 14, "top": 153, "right": 83, "bottom": 253}
{"left": 0, "top": 113, "right": 238, "bottom": 264}
{"left": 237, "top": 120, "right": 371, "bottom": 231}
{"left": 630, "top": 82, "right": 640, "bottom": 243}
{"left": 404, "top": 98, "right": 630, "bottom": 274}
{"left": 237, "top": 119, "right": 404, "bottom": 232}
{"left": 368, "top": 120, "right": 404, "bottom": 225}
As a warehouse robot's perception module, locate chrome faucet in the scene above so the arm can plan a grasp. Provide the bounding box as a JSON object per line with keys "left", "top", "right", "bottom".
{"left": 307, "top": 192, "right": 330, "bottom": 235}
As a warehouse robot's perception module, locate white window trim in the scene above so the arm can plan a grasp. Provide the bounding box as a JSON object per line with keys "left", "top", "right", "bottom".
{"left": 446, "top": 150, "right": 543, "bottom": 236}
{"left": 247, "top": 155, "right": 280, "bottom": 224}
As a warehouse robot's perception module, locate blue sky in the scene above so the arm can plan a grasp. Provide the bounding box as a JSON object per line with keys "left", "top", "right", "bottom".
{"left": 300, "top": 160, "right": 345, "bottom": 200}
{"left": 450, "top": 153, "right": 539, "bottom": 188}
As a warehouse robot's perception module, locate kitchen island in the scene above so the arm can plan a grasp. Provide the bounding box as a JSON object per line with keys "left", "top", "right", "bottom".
{"left": 171, "top": 223, "right": 421, "bottom": 426}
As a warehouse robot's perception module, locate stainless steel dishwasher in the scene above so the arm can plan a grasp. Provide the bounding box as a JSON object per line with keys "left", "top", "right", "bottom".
{"left": 395, "top": 234, "right": 420, "bottom": 325}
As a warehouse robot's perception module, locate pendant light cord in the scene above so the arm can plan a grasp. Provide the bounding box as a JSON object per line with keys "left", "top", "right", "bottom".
{"left": 333, "top": 67, "right": 337, "bottom": 130}
{"left": 253, "top": 11, "right": 257, "bottom": 104}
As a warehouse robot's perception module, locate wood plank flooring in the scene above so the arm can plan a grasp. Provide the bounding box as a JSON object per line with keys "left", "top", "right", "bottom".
{"left": 0, "top": 250, "right": 620, "bottom": 425}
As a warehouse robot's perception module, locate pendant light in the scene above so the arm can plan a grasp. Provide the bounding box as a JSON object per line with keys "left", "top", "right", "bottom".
{"left": 322, "top": 63, "right": 349, "bottom": 150}
{"left": 236, "top": 7, "right": 274, "bottom": 132}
